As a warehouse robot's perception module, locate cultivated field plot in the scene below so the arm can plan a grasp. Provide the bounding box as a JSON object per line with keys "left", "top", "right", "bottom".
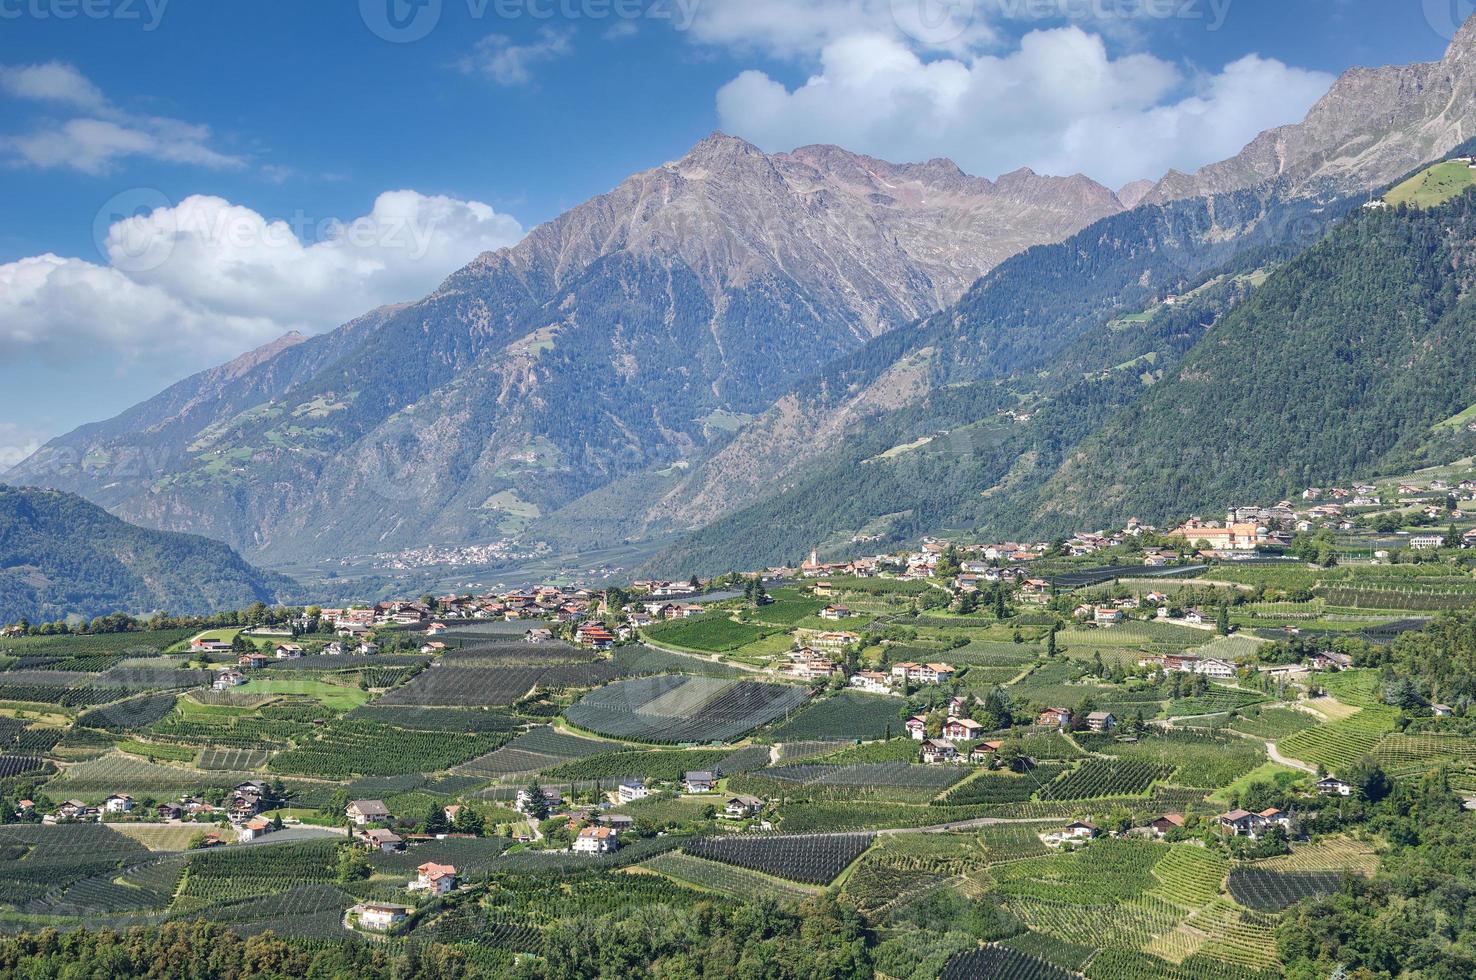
{"left": 345, "top": 704, "right": 521, "bottom": 732}
{"left": 75, "top": 691, "right": 181, "bottom": 731}
{"left": 0, "top": 823, "right": 153, "bottom": 911}
{"left": 640, "top": 852, "right": 820, "bottom": 903}
{"left": 196, "top": 746, "right": 272, "bottom": 770}
{"left": 198, "top": 881, "right": 356, "bottom": 940}
{"left": 1227, "top": 868, "right": 1343, "bottom": 911}
{"left": 378, "top": 665, "right": 546, "bottom": 706}
{"left": 764, "top": 761, "right": 968, "bottom": 793}
{"left": 766, "top": 691, "right": 904, "bottom": 742}
{"left": 442, "top": 641, "right": 595, "bottom": 665}
{"left": 45, "top": 751, "right": 253, "bottom": 796}
{"left": 1255, "top": 836, "right": 1379, "bottom": 876}
{"left": 1277, "top": 707, "right": 1398, "bottom": 773}
{"left": 1226, "top": 707, "right": 1318, "bottom": 740}
{"left": 371, "top": 837, "right": 515, "bottom": 876}
{"left": 566, "top": 675, "right": 809, "bottom": 743}
{"left": 174, "top": 839, "right": 337, "bottom": 908}
{"left": 1091, "top": 732, "right": 1266, "bottom": 789}
{"left": 642, "top": 615, "right": 786, "bottom": 653}
{"left": 267, "top": 719, "right": 511, "bottom": 778}
{"left": 683, "top": 832, "right": 874, "bottom": 885}
{"left": 1039, "top": 759, "right": 1174, "bottom": 800}
{"left": 941, "top": 945, "right": 1077, "bottom": 980}
{"left": 1185, "top": 635, "right": 1265, "bottom": 662}
{"left": 113, "top": 824, "right": 230, "bottom": 851}
{"left": 939, "top": 766, "right": 1069, "bottom": 806}
{"left": 457, "top": 726, "right": 626, "bottom": 778}
{"left": 547, "top": 747, "right": 735, "bottom": 782}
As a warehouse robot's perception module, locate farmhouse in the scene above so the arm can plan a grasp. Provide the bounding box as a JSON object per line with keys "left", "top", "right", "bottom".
{"left": 347, "top": 800, "right": 391, "bottom": 825}
{"left": 818, "top": 605, "right": 852, "bottom": 620}
{"left": 1197, "top": 658, "right": 1236, "bottom": 680}
{"left": 573, "top": 826, "right": 620, "bottom": 854}
{"left": 1093, "top": 607, "right": 1123, "bottom": 626}
{"left": 723, "top": 794, "right": 763, "bottom": 819}
{"left": 1315, "top": 777, "right": 1354, "bottom": 796}
{"left": 274, "top": 643, "right": 304, "bottom": 659}
{"left": 213, "top": 670, "right": 248, "bottom": 691}
{"left": 1036, "top": 707, "right": 1072, "bottom": 729}
{"left": 1085, "top": 712, "right": 1117, "bottom": 732}
{"left": 412, "top": 862, "right": 457, "bottom": 895}
{"left": 812, "top": 631, "right": 861, "bottom": 651}
{"left": 890, "top": 662, "right": 956, "bottom": 685}
{"left": 359, "top": 827, "right": 404, "bottom": 853}
{"left": 617, "top": 781, "right": 650, "bottom": 804}
{"left": 683, "top": 771, "right": 717, "bottom": 793}
{"left": 920, "top": 739, "right": 958, "bottom": 764}
{"left": 849, "top": 670, "right": 894, "bottom": 695}
{"left": 1144, "top": 813, "right": 1185, "bottom": 838}
{"left": 237, "top": 817, "right": 272, "bottom": 842}
{"left": 102, "top": 794, "right": 134, "bottom": 814}
{"left": 354, "top": 902, "right": 411, "bottom": 932}
{"left": 942, "top": 717, "right": 985, "bottom": 742}
{"left": 1063, "top": 820, "right": 1098, "bottom": 840}
{"left": 904, "top": 716, "right": 928, "bottom": 740}
{"left": 1217, "top": 809, "right": 1264, "bottom": 837}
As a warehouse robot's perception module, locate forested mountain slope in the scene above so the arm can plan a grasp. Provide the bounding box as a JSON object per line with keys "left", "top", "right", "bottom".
{"left": 649, "top": 181, "right": 1476, "bottom": 574}
{"left": 0, "top": 486, "right": 297, "bottom": 624}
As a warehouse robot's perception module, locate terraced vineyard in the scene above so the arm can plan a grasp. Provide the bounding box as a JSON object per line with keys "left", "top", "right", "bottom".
{"left": 1277, "top": 707, "right": 1399, "bottom": 773}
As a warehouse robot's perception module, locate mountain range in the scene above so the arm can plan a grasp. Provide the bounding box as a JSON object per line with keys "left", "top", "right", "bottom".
{"left": 10, "top": 16, "right": 1476, "bottom": 581}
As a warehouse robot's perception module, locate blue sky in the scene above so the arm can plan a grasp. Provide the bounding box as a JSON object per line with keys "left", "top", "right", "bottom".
{"left": 0, "top": 0, "right": 1467, "bottom": 466}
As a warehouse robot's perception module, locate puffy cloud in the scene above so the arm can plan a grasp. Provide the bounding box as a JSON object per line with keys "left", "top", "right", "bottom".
{"left": 0, "top": 62, "right": 108, "bottom": 110}
{"left": 0, "top": 61, "right": 240, "bottom": 174}
{"left": 0, "top": 191, "right": 525, "bottom": 363}
{"left": 462, "top": 29, "right": 573, "bottom": 86}
{"left": 716, "top": 28, "right": 1333, "bottom": 188}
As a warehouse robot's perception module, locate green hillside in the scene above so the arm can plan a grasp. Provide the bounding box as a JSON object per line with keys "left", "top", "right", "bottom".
{"left": 1018, "top": 190, "right": 1476, "bottom": 530}
{"left": 0, "top": 485, "right": 297, "bottom": 624}
{"left": 1384, "top": 159, "right": 1476, "bottom": 208}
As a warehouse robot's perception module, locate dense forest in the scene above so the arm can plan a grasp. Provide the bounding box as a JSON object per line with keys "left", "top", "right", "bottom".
{"left": 0, "top": 485, "right": 296, "bottom": 623}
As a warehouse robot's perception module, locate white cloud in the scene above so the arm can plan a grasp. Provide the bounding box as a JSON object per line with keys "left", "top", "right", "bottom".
{"left": 0, "top": 62, "right": 108, "bottom": 110}
{"left": 715, "top": 28, "right": 1334, "bottom": 188}
{"left": 0, "top": 61, "right": 240, "bottom": 174}
{"left": 0, "top": 422, "right": 48, "bottom": 474}
{"left": 0, "top": 191, "right": 525, "bottom": 363}
{"left": 462, "top": 29, "right": 573, "bottom": 86}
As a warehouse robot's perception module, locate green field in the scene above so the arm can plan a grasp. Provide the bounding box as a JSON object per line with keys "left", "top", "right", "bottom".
{"left": 1384, "top": 159, "right": 1476, "bottom": 208}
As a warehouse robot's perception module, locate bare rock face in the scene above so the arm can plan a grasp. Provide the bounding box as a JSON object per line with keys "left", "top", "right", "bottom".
{"left": 10, "top": 135, "right": 1123, "bottom": 563}
{"left": 1145, "top": 20, "right": 1476, "bottom": 205}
